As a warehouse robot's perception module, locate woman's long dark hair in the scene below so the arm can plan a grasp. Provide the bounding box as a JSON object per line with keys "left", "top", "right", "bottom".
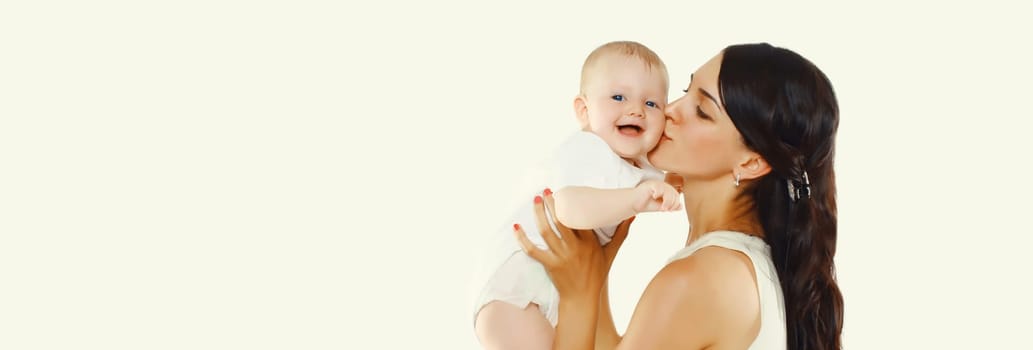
{"left": 719, "top": 43, "right": 843, "bottom": 350}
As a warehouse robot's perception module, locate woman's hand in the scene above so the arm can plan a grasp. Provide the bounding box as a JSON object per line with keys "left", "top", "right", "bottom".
{"left": 513, "top": 189, "right": 636, "bottom": 299}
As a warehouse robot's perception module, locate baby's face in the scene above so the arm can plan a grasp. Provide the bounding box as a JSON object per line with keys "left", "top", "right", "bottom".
{"left": 579, "top": 56, "right": 668, "bottom": 160}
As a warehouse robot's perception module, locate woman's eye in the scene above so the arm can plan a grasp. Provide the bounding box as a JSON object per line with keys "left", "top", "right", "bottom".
{"left": 611, "top": 95, "right": 624, "bottom": 102}
{"left": 696, "top": 106, "right": 711, "bottom": 120}
{"left": 646, "top": 101, "right": 658, "bottom": 108}
{"left": 682, "top": 88, "right": 689, "bottom": 93}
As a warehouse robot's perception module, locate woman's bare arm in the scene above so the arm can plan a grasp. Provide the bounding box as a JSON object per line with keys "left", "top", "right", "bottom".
{"left": 595, "top": 280, "right": 621, "bottom": 350}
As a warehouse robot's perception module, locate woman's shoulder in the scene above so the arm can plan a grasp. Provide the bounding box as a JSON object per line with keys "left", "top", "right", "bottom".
{"left": 662, "top": 231, "right": 769, "bottom": 309}
{"left": 660, "top": 246, "right": 761, "bottom": 312}
{"left": 624, "top": 248, "right": 762, "bottom": 348}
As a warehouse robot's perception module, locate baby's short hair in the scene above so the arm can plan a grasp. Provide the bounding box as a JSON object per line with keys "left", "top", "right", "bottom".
{"left": 579, "top": 41, "right": 668, "bottom": 95}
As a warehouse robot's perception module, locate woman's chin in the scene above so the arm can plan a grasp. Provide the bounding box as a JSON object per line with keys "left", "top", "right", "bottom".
{"left": 647, "top": 146, "right": 684, "bottom": 173}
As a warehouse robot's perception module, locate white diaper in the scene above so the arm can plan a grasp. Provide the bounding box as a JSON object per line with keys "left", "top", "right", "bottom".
{"left": 472, "top": 250, "right": 559, "bottom": 327}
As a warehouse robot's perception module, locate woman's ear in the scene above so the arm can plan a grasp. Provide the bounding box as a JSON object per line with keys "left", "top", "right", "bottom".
{"left": 574, "top": 95, "right": 589, "bottom": 130}
{"left": 737, "top": 154, "right": 771, "bottom": 181}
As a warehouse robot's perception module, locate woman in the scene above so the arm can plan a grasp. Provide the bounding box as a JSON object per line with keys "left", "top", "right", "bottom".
{"left": 513, "top": 43, "right": 843, "bottom": 349}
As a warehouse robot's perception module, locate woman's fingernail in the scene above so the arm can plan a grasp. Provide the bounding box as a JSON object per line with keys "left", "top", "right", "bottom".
{"left": 513, "top": 223, "right": 521, "bottom": 231}
{"left": 543, "top": 188, "right": 552, "bottom": 196}
{"left": 534, "top": 196, "right": 543, "bottom": 204}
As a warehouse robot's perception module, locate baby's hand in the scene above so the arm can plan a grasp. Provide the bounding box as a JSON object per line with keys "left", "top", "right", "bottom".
{"left": 633, "top": 179, "right": 683, "bottom": 213}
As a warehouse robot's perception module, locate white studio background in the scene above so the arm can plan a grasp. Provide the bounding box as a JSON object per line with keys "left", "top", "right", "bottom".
{"left": 2, "top": 1, "right": 1031, "bottom": 349}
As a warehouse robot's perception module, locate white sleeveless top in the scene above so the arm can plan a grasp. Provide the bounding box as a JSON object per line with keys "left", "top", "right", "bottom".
{"left": 666, "top": 231, "right": 787, "bottom": 350}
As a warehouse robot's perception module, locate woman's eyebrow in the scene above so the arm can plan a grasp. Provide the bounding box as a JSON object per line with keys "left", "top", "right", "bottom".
{"left": 688, "top": 73, "right": 722, "bottom": 111}
{"left": 699, "top": 87, "right": 723, "bottom": 112}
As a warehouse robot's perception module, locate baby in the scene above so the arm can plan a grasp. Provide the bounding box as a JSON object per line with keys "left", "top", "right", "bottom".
{"left": 472, "top": 41, "right": 680, "bottom": 349}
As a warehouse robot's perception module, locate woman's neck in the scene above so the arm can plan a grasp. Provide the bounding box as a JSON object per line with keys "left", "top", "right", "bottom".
{"left": 680, "top": 180, "right": 764, "bottom": 246}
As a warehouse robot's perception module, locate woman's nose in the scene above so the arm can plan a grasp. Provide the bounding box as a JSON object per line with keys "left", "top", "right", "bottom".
{"left": 665, "top": 98, "right": 684, "bottom": 124}
{"left": 664, "top": 109, "right": 680, "bottom": 124}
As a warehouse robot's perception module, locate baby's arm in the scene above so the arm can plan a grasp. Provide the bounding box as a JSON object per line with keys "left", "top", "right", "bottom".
{"left": 553, "top": 180, "right": 681, "bottom": 229}
{"left": 552, "top": 187, "right": 639, "bottom": 230}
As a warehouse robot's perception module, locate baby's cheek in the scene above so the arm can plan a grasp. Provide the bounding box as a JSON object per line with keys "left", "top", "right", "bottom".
{"left": 648, "top": 110, "right": 666, "bottom": 122}
{"left": 648, "top": 124, "right": 663, "bottom": 136}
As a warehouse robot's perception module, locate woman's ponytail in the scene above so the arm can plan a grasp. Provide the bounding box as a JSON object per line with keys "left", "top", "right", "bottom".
{"left": 720, "top": 43, "right": 844, "bottom": 350}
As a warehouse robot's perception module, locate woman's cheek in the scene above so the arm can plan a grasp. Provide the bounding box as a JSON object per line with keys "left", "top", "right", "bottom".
{"left": 685, "top": 134, "right": 723, "bottom": 168}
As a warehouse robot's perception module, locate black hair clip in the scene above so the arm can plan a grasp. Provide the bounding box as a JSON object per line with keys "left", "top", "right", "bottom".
{"left": 787, "top": 171, "right": 811, "bottom": 201}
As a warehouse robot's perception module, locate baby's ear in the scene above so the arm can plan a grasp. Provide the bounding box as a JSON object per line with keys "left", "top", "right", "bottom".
{"left": 573, "top": 95, "right": 589, "bottom": 129}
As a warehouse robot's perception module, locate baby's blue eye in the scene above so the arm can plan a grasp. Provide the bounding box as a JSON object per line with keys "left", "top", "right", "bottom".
{"left": 611, "top": 95, "right": 624, "bottom": 102}
{"left": 646, "top": 101, "right": 658, "bottom": 108}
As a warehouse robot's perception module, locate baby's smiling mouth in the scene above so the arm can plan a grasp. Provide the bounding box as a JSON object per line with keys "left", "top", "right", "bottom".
{"left": 618, "top": 124, "right": 643, "bottom": 135}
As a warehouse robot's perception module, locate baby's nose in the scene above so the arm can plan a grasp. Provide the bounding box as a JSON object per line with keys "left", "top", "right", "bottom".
{"left": 628, "top": 105, "right": 644, "bottom": 117}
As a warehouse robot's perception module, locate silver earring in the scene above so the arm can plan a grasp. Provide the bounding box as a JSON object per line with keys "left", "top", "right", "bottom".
{"left": 734, "top": 172, "right": 741, "bottom": 187}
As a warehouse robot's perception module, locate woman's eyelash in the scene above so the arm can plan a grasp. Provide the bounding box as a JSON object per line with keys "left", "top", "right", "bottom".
{"left": 682, "top": 88, "right": 689, "bottom": 93}
{"left": 696, "top": 106, "right": 711, "bottom": 120}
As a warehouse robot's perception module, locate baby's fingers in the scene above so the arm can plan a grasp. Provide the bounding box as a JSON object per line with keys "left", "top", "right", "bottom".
{"left": 651, "top": 186, "right": 664, "bottom": 200}
{"left": 662, "top": 188, "right": 680, "bottom": 211}
{"left": 671, "top": 201, "right": 683, "bottom": 211}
